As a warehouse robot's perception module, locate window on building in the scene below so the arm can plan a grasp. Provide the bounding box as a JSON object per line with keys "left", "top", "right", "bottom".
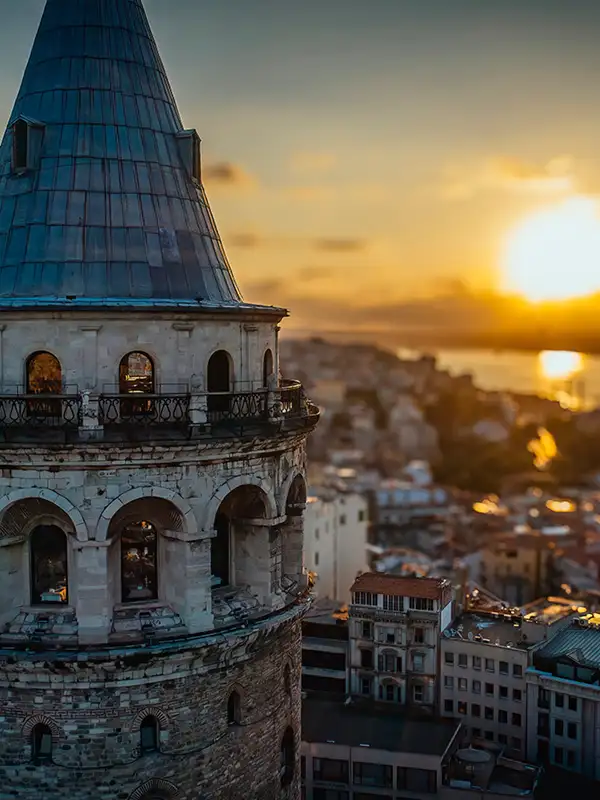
{"left": 473, "top": 680, "right": 481, "bottom": 694}
{"left": 554, "top": 746, "right": 564, "bottom": 765}
{"left": 414, "top": 627, "right": 425, "bottom": 644}
{"left": 212, "top": 511, "right": 230, "bottom": 586}
{"left": 360, "top": 649, "right": 373, "bottom": 669}
{"left": 458, "top": 701, "right": 467, "bottom": 715}
{"left": 26, "top": 351, "right": 62, "bottom": 418}
{"left": 555, "top": 719, "right": 564, "bottom": 737}
{"left": 444, "top": 652, "right": 454, "bottom": 665}
{"left": 458, "top": 678, "right": 467, "bottom": 691}
{"left": 381, "top": 682, "right": 400, "bottom": 703}
{"left": 313, "top": 757, "right": 349, "bottom": 784}
{"left": 413, "top": 684, "right": 424, "bottom": 703}
{"left": 472, "top": 728, "right": 482, "bottom": 738}
{"left": 499, "top": 734, "right": 508, "bottom": 744}
{"left": 499, "top": 710, "right": 508, "bottom": 724}
{"left": 382, "top": 594, "right": 403, "bottom": 612}
{"left": 484, "top": 730, "right": 494, "bottom": 741}
{"left": 227, "top": 691, "right": 241, "bottom": 726}
{"left": 12, "top": 118, "right": 29, "bottom": 170}
{"left": 207, "top": 350, "right": 232, "bottom": 417}
{"left": 512, "top": 713, "right": 522, "bottom": 727}
{"left": 485, "top": 683, "right": 494, "bottom": 696}
{"left": 360, "top": 678, "right": 372, "bottom": 696}
{"left": 353, "top": 762, "right": 392, "bottom": 788}
{"left": 412, "top": 653, "right": 425, "bottom": 673}
{"left": 458, "top": 653, "right": 468, "bottom": 668}
{"left": 567, "top": 722, "right": 577, "bottom": 740}
{"left": 499, "top": 661, "right": 508, "bottom": 674}
{"left": 30, "top": 525, "right": 68, "bottom": 605}
{"left": 485, "top": 707, "right": 494, "bottom": 721}
{"left": 314, "top": 552, "right": 319, "bottom": 566}
{"left": 409, "top": 597, "right": 435, "bottom": 611}
{"left": 444, "top": 699, "right": 454, "bottom": 713}
{"left": 354, "top": 592, "right": 378, "bottom": 607}
{"left": 499, "top": 685, "right": 508, "bottom": 699}
{"left": 397, "top": 767, "right": 437, "bottom": 794}
{"left": 280, "top": 728, "right": 295, "bottom": 787}
{"left": 511, "top": 737, "right": 522, "bottom": 750}
{"left": 385, "top": 630, "right": 395, "bottom": 644}
{"left": 567, "top": 750, "right": 576, "bottom": 768}
{"left": 358, "top": 509, "right": 366, "bottom": 522}
{"left": 513, "top": 664, "right": 523, "bottom": 678}
{"left": 538, "top": 687, "right": 550, "bottom": 709}
{"left": 339, "top": 514, "right": 347, "bottom": 526}
{"left": 538, "top": 712, "right": 550, "bottom": 738}
{"left": 361, "top": 621, "right": 373, "bottom": 639}
{"left": 140, "top": 716, "right": 159, "bottom": 753}
{"left": 568, "top": 696, "right": 578, "bottom": 712}
{"left": 121, "top": 520, "right": 158, "bottom": 602}
{"left": 485, "top": 659, "right": 494, "bottom": 672}
{"left": 378, "top": 653, "right": 402, "bottom": 673}
{"left": 119, "top": 351, "right": 154, "bottom": 395}
{"left": 513, "top": 688, "right": 522, "bottom": 702}
{"left": 262, "top": 348, "right": 273, "bottom": 388}
{"left": 472, "top": 703, "right": 481, "bottom": 717}
{"left": 555, "top": 692, "right": 564, "bottom": 708}
{"left": 31, "top": 724, "right": 52, "bottom": 763}
{"left": 444, "top": 676, "right": 454, "bottom": 689}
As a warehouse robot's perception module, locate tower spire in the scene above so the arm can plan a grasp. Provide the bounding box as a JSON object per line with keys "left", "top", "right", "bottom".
{"left": 0, "top": 0, "right": 242, "bottom": 306}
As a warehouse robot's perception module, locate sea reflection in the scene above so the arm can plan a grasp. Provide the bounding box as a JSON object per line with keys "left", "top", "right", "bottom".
{"left": 538, "top": 351, "right": 584, "bottom": 409}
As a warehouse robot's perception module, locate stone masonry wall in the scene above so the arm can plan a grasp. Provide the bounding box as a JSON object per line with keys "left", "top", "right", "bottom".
{"left": 0, "top": 610, "right": 304, "bottom": 800}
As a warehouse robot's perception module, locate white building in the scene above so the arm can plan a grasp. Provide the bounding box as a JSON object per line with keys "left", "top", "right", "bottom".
{"left": 348, "top": 573, "right": 453, "bottom": 711}
{"left": 304, "top": 490, "right": 369, "bottom": 602}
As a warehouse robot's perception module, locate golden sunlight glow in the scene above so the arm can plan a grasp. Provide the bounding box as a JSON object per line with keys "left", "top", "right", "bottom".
{"left": 539, "top": 350, "right": 584, "bottom": 380}
{"left": 502, "top": 197, "right": 600, "bottom": 301}
{"left": 527, "top": 427, "right": 558, "bottom": 470}
{"left": 545, "top": 499, "right": 576, "bottom": 513}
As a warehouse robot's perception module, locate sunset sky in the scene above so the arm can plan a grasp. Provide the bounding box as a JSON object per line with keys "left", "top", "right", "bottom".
{"left": 4, "top": 0, "right": 600, "bottom": 340}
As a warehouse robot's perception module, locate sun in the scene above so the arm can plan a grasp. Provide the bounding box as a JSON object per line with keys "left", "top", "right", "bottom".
{"left": 502, "top": 197, "right": 600, "bottom": 302}
{"left": 539, "top": 350, "right": 583, "bottom": 380}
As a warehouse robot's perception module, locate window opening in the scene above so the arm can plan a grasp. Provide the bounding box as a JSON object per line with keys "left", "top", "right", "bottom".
{"left": 121, "top": 520, "right": 158, "bottom": 602}
{"left": 30, "top": 525, "right": 68, "bottom": 604}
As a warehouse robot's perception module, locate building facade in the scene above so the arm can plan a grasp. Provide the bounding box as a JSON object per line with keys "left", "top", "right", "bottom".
{"left": 304, "top": 490, "right": 369, "bottom": 603}
{"left": 0, "top": 2, "right": 318, "bottom": 799}
{"left": 348, "top": 574, "right": 453, "bottom": 711}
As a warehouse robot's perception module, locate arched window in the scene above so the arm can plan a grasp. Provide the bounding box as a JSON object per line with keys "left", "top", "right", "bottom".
{"left": 140, "top": 716, "right": 159, "bottom": 753}
{"left": 263, "top": 349, "right": 273, "bottom": 388}
{"left": 207, "top": 350, "right": 231, "bottom": 418}
{"left": 31, "top": 723, "right": 52, "bottom": 763}
{"left": 227, "top": 691, "right": 241, "bottom": 726}
{"left": 211, "top": 511, "right": 230, "bottom": 586}
{"left": 121, "top": 520, "right": 158, "bottom": 603}
{"left": 26, "top": 351, "right": 62, "bottom": 395}
{"left": 119, "top": 352, "right": 155, "bottom": 394}
{"left": 280, "top": 727, "right": 295, "bottom": 787}
{"left": 30, "top": 525, "right": 68, "bottom": 605}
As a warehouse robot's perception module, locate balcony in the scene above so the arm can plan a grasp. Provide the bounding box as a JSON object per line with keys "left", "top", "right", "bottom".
{"left": 0, "top": 380, "right": 319, "bottom": 444}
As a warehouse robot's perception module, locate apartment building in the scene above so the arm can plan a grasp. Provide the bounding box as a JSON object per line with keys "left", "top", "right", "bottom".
{"left": 302, "top": 598, "right": 349, "bottom": 697}
{"left": 349, "top": 573, "right": 453, "bottom": 711}
{"left": 526, "top": 617, "right": 600, "bottom": 779}
{"left": 304, "top": 490, "right": 369, "bottom": 603}
{"left": 440, "top": 599, "right": 577, "bottom": 758}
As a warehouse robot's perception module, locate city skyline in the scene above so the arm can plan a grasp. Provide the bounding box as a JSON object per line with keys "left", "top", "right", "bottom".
{"left": 4, "top": 0, "right": 600, "bottom": 340}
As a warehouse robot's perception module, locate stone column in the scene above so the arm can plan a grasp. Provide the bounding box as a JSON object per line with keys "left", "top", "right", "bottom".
{"left": 234, "top": 522, "right": 271, "bottom": 605}
{"left": 73, "top": 540, "right": 111, "bottom": 643}
{"left": 243, "top": 324, "right": 259, "bottom": 389}
{"left": 161, "top": 530, "right": 213, "bottom": 633}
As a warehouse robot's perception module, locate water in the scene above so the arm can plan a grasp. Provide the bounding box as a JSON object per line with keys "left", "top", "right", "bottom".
{"left": 397, "top": 348, "right": 600, "bottom": 410}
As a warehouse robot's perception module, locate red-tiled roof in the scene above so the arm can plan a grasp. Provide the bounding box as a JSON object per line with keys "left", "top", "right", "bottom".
{"left": 350, "top": 572, "right": 448, "bottom": 599}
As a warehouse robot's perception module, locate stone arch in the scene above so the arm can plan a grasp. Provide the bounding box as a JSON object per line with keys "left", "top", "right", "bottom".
{"left": 22, "top": 714, "right": 61, "bottom": 740}
{"left": 0, "top": 489, "right": 88, "bottom": 542}
{"left": 278, "top": 470, "right": 307, "bottom": 517}
{"left": 96, "top": 488, "right": 197, "bottom": 542}
{"left": 129, "top": 707, "right": 170, "bottom": 733}
{"left": 202, "top": 476, "right": 277, "bottom": 531}
{"left": 128, "top": 778, "right": 179, "bottom": 800}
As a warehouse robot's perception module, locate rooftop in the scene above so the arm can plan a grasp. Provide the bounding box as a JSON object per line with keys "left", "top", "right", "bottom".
{"left": 350, "top": 572, "right": 450, "bottom": 600}
{"left": 445, "top": 612, "right": 529, "bottom": 650}
{"left": 302, "top": 698, "right": 459, "bottom": 756}
{"left": 446, "top": 746, "right": 540, "bottom": 796}
{"left": 521, "top": 596, "right": 581, "bottom": 626}
{"left": 534, "top": 618, "right": 600, "bottom": 669}
{"left": 304, "top": 597, "right": 348, "bottom": 625}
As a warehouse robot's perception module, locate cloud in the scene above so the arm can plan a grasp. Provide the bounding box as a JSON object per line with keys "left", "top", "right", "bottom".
{"left": 289, "top": 152, "right": 337, "bottom": 174}
{"left": 228, "top": 232, "right": 263, "bottom": 249}
{"left": 314, "top": 238, "right": 367, "bottom": 252}
{"left": 203, "top": 162, "right": 257, "bottom": 189}
{"left": 440, "top": 154, "right": 575, "bottom": 200}
{"left": 226, "top": 231, "right": 369, "bottom": 252}
{"left": 296, "top": 266, "right": 334, "bottom": 281}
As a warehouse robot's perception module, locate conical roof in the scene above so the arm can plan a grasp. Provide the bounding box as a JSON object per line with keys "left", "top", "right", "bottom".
{"left": 0, "top": 0, "right": 246, "bottom": 308}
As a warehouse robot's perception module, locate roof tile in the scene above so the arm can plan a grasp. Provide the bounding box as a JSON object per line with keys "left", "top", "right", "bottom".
{"left": 350, "top": 572, "right": 449, "bottom": 600}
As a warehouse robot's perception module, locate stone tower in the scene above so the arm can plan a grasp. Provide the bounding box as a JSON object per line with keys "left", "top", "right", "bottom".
{"left": 0, "top": 2, "right": 318, "bottom": 799}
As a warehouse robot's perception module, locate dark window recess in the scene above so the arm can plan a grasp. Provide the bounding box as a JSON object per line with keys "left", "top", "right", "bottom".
{"left": 361, "top": 621, "right": 373, "bottom": 638}
{"left": 303, "top": 649, "right": 346, "bottom": 671}
{"left": 121, "top": 520, "right": 158, "bottom": 603}
{"left": 207, "top": 350, "right": 231, "bottom": 416}
{"left": 118, "top": 351, "right": 155, "bottom": 417}
{"left": 499, "top": 710, "right": 508, "bottom": 724}
{"left": 567, "top": 750, "right": 576, "bottom": 768}
{"left": 353, "top": 762, "right": 393, "bottom": 788}
{"left": 397, "top": 767, "right": 437, "bottom": 794}
{"left": 537, "top": 712, "right": 550, "bottom": 737}
{"left": 31, "top": 724, "right": 52, "bottom": 763}
{"left": 538, "top": 688, "right": 550, "bottom": 709}
{"left": 280, "top": 728, "right": 295, "bottom": 786}
{"left": 302, "top": 674, "right": 346, "bottom": 695}
{"left": 444, "top": 699, "right": 453, "bottom": 713}
{"left": 314, "top": 790, "right": 350, "bottom": 800}
{"left": 567, "top": 722, "right": 577, "bottom": 740}
{"left": 211, "top": 511, "right": 230, "bottom": 586}
{"left": 227, "top": 691, "right": 241, "bottom": 725}
{"left": 12, "top": 118, "right": 28, "bottom": 170}
{"left": 140, "top": 716, "right": 159, "bottom": 753}
{"left": 555, "top": 693, "right": 564, "bottom": 708}
{"left": 30, "top": 525, "right": 68, "bottom": 605}
{"left": 555, "top": 719, "right": 564, "bottom": 736}
{"left": 360, "top": 649, "right": 373, "bottom": 669}
{"left": 263, "top": 349, "right": 273, "bottom": 387}
{"left": 568, "top": 696, "right": 578, "bottom": 712}
{"left": 302, "top": 621, "right": 348, "bottom": 642}
{"left": 313, "top": 757, "right": 349, "bottom": 784}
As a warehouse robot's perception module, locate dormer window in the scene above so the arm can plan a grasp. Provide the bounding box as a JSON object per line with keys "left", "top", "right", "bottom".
{"left": 176, "top": 129, "right": 201, "bottom": 183}
{"left": 10, "top": 116, "right": 44, "bottom": 174}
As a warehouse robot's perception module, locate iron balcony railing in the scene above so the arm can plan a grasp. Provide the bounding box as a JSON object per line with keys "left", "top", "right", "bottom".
{"left": 99, "top": 394, "right": 190, "bottom": 426}
{"left": 0, "top": 394, "right": 81, "bottom": 428}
